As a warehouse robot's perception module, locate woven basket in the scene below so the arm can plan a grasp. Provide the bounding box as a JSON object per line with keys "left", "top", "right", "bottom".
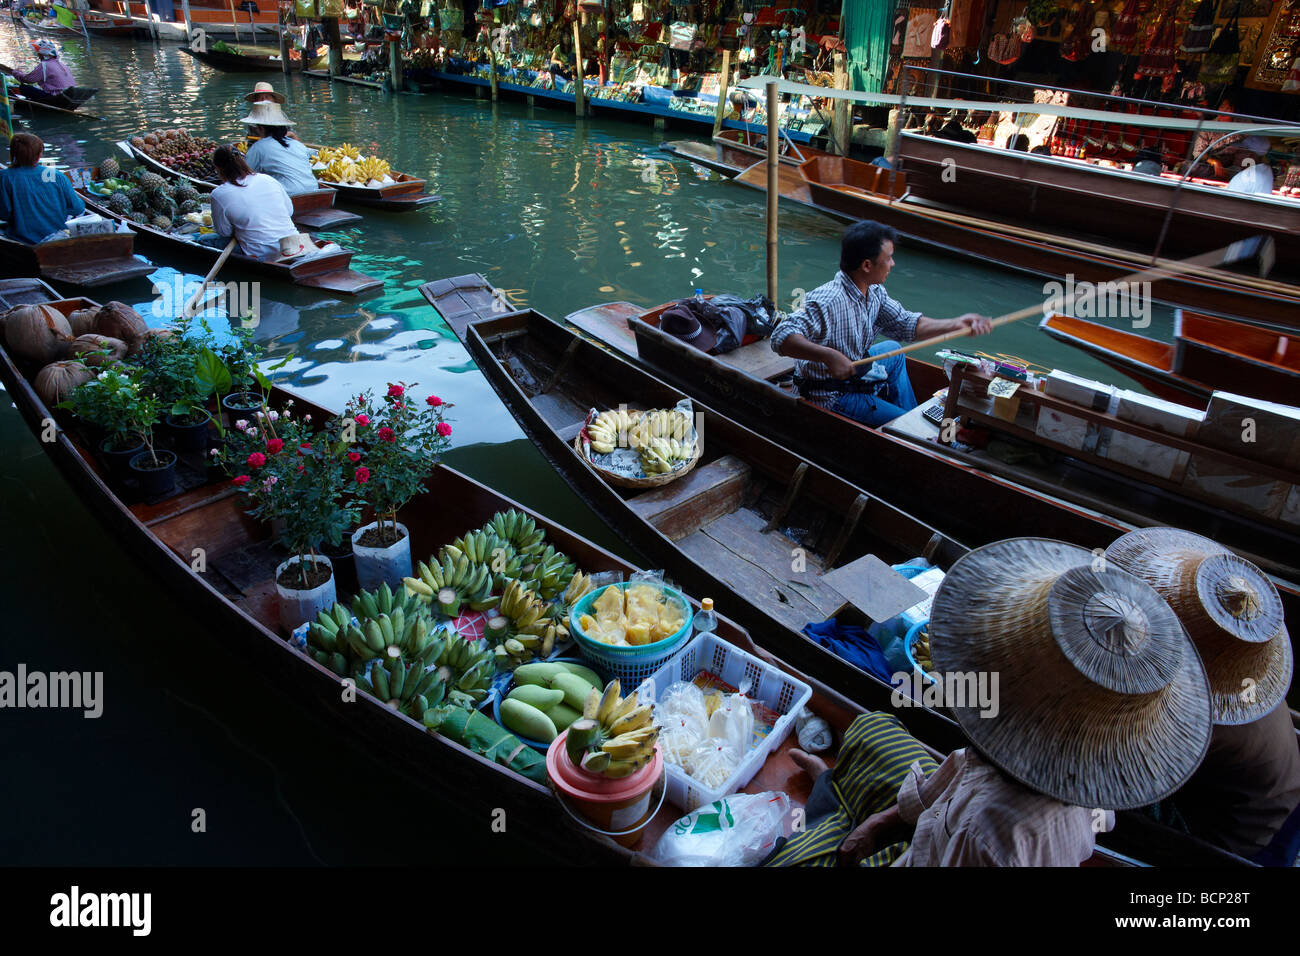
{"left": 572, "top": 434, "right": 702, "bottom": 490}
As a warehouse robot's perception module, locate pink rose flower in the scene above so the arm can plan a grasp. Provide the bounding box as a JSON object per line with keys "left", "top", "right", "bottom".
{"left": 355, "top": 466, "right": 370, "bottom": 483}
{"left": 232, "top": 475, "right": 250, "bottom": 486}
{"left": 387, "top": 384, "right": 405, "bottom": 398}
{"left": 426, "top": 395, "right": 443, "bottom": 407}
{"left": 378, "top": 427, "right": 396, "bottom": 443}
{"left": 265, "top": 438, "right": 284, "bottom": 454}
{"left": 354, "top": 414, "right": 370, "bottom": 426}
{"left": 347, "top": 451, "right": 362, "bottom": 463}
{"left": 246, "top": 452, "right": 266, "bottom": 468}
{"left": 436, "top": 422, "right": 452, "bottom": 437}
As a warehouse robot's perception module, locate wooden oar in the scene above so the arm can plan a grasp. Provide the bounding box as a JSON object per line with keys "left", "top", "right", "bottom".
{"left": 852, "top": 236, "right": 1275, "bottom": 368}
{"left": 181, "top": 238, "right": 237, "bottom": 319}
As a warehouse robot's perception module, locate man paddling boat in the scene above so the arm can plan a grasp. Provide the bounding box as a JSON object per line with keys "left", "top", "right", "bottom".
{"left": 771, "top": 221, "right": 992, "bottom": 427}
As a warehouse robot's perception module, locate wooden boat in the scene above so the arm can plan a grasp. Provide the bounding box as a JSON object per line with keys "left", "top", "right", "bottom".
{"left": 116, "top": 142, "right": 364, "bottom": 233}
{"left": 179, "top": 45, "right": 293, "bottom": 73}
{"left": 659, "top": 135, "right": 1300, "bottom": 333}
{"left": 1040, "top": 310, "right": 1300, "bottom": 409}
{"left": 419, "top": 274, "right": 1291, "bottom": 868}
{"left": 6, "top": 85, "right": 101, "bottom": 120}
{"left": 78, "top": 11, "right": 137, "bottom": 36}
{"left": 13, "top": 9, "right": 82, "bottom": 34}
{"left": 897, "top": 131, "right": 1300, "bottom": 279}
{"left": 301, "top": 143, "right": 439, "bottom": 213}
{"left": 77, "top": 189, "right": 383, "bottom": 296}
{"left": 0, "top": 282, "right": 1159, "bottom": 868}
{"left": 0, "top": 231, "right": 154, "bottom": 288}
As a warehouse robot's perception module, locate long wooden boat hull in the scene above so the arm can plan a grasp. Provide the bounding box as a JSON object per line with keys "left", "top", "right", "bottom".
{"left": 80, "top": 14, "right": 138, "bottom": 36}
{"left": 301, "top": 143, "right": 439, "bottom": 213}
{"left": 179, "top": 45, "right": 286, "bottom": 72}
{"left": 1040, "top": 311, "right": 1300, "bottom": 408}
{"left": 419, "top": 276, "right": 1270, "bottom": 867}
{"left": 78, "top": 192, "right": 383, "bottom": 296}
{"left": 898, "top": 132, "right": 1300, "bottom": 277}
{"left": 0, "top": 232, "right": 155, "bottom": 288}
{"left": 120, "top": 142, "right": 365, "bottom": 232}
{"left": 664, "top": 137, "right": 1300, "bottom": 333}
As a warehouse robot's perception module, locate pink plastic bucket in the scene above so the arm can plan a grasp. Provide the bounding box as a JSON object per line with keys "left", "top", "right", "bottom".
{"left": 547, "top": 729, "right": 663, "bottom": 848}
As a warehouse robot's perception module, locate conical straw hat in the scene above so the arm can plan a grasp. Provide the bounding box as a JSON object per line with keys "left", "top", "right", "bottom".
{"left": 244, "top": 81, "right": 286, "bottom": 104}
{"left": 929, "top": 538, "right": 1212, "bottom": 810}
{"left": 240, "top": 101, "right": 296, "bottom": 128}
{"left": 1105, "top": 528, "right": 1292, "bottom": 725}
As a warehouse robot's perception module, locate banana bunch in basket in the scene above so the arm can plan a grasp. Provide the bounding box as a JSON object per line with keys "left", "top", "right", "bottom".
{"left": 639, "top": 436, "right": 694, "bottom": 475}
{"left": 631, "top": 408, "right": 695, "bottom": 475}
{"left": 634, "top": 408, "right": 693, "bottom": 443}
{"left": 319, "top": 158, "right": 360, "bottom": 184}
{"left": 355, "top": 156, "right": 391, "bottom": 184}
{"left": 586, "top": 408, "right": 639, "bottom": 455}
{"left": 315, "top": 143, "right": 362, "bottom": 164}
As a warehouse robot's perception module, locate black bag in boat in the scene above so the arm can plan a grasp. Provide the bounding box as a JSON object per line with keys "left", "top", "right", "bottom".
{"left": 659, "top": 294, "right": 778, "bottom": 355}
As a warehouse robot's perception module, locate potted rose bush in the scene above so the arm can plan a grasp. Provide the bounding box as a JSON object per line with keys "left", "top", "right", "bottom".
{"left": 344, "top": 383, "right": 454, "bottom": 590}
{"left": 222, "top": 403, "right": 361, "bottom": 632}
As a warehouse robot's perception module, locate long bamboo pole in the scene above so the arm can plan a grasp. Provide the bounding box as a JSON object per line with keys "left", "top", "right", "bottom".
{"left": 712, "top": 47, "right": 731, "bottom": 137}
{"left": 766, "top": 80, "right": 778, "bottom": 306}
{"left": 181, "top": 0, "right": 192, "bottom": 45}
{"left": 228, "top": 0, "right": 240, "bottom": 44}
{"left": 572, "top": 17, "right": 585, "bottom": 117}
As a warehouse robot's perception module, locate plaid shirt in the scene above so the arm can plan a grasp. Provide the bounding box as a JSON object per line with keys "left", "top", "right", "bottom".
{"left": 770, "top": 271, "right": 920, "bottom": 407}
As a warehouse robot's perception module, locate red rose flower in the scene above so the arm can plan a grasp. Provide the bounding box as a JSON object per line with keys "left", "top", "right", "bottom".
{"left": 355, "top": 466, "right": 370, "bottom": 483}
{"left": 299, "top": 442, "right": 312, "bottom": 453}
{"left": 246, "top": 452, "right": 266, "bottom": 468}
{"left": 436, "top": 422, "right": 452, "bottom": 437}
{"left": 265, "top": 438, "right": 284, "bottom": 454}
{"left": 387, "top": 384, "right": 405, "bottom": 398}
{"left": 297, "top": 463, "right": 305, "bottom": 473}
{"left": 378, "top": 427, "right": 396, "bottom": 443}
{"left": 232, "top": 475, "right": 250, "bottom": 486}
{"left": 347, "top": 451, "right": 362, "bottom": 463}
{"left": 354, "top": 414, "right": 371, "bottom": 426}
{"left": 426, "top": 395, "right": 443, "bottom": 407}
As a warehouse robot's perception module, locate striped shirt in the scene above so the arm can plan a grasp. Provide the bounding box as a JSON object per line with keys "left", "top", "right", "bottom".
{"left": 891, "top": 749, "right": 1114, "bottom": 867}
{"left": 769, "top": 271, "right": 920, "bottom": 407}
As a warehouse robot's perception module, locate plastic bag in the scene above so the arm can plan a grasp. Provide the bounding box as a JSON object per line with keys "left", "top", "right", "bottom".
{"left": 795, "top": 707, "right": 833, "bottom": 753}
{"left": 651, "top": 792, "right": 793, "bottom": 866}
{"left": 657, "top": 682, "right": 709, "bottom": 768}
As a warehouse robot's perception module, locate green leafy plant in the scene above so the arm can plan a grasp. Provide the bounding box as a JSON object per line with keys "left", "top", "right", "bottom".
{"left": 60, "top": 366, "right": 162, "bottom": 463}
{"left": 220, "top": 404, "right": 362, "bottom": 589}
{"left": 344, "top": 383, "right": 454, "bottom": 546}
{"left": 134, "top": 326, "right": 212, "bottom": 423}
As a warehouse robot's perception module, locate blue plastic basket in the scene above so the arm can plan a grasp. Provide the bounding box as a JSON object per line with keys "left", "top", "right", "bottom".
{"left": 903, "top": 620, "right": 937, "bottom": 686}
{"left": 569, "top": 583, "right": 695, "bottom": 687}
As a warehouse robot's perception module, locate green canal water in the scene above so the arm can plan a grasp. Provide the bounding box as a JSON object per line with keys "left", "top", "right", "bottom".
{"left": 0, "top": 33, "right": 1177, "bottom": 864}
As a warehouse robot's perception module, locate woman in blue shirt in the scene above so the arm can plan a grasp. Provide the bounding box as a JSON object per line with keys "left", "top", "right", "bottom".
{"left": 0, "top": 133, "right": 84, "bottom": 245}
{"left": 240, "top": 100, "right": 320, "bottom": 197}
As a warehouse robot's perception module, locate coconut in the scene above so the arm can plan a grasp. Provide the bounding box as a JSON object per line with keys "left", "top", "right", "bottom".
{"left": 68, "top": 307, "right": 99, "bottom": 336}
{"left": 4, "top": 304, "right": 73, "bottom": 364}
{"left": 142, "top": 327, "right": 175, "bottom": 343}
{"left": 34, "top": 360, "right": 96, "bottom": 407}
{"left": 68, "top": 334, "right": 129, "bottom": 367}
{"left": 93, "top": 302, "right": 147, "bottom": 350}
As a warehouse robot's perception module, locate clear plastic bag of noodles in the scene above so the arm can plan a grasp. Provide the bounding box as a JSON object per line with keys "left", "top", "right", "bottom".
{"left": 656, "top": 682, "right": 710, "bottom": 769}
{"left": 686, "top": 693, "right": 755, "bottom": 788}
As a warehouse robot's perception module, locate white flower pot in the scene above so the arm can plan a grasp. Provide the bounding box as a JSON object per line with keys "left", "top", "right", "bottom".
{"left": 352, "top": 521, "right": 412, "bottom": 592}
{"left": 276, "top": 555, "right": 335, "bottom": 633}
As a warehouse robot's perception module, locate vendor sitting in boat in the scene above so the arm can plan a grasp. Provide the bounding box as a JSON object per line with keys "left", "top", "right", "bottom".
{"left": 1, "top": 40, "right": 76, "bottom": 99}
{"left": 771, "top": 221, "right": 992, "bottom": 428}
{"left": 208, "top": 145, "right": 332, "bottom": 261}
{"left": 239, "top": 90, "right": 320, "bottom": 197}
{"left": 0, "top": 132, "right": 85, "bottom": 245}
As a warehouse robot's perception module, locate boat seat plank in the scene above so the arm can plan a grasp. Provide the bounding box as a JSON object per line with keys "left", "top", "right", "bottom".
{"left": 533, "top": 391, "right": 590, "bottom": 431}
{"left": 715, "top": 341, "right": 795, "bottom": 382}
{"left": 701, "top": 508, "right": 847, "bottom": 619}
{"left": 151, "top": 496, "right": 267, "bottom": 564}
{"left": 734, "top": 160, "right": 814, "bottom": 204}
{"left": 627, "top": 455, "right": 750, "bottom": 541}
{"left": 564, "top": 302, "right": 641, "bottom": 360}
{"left": 676, "top": 528, "right": 828, "bottom": 633}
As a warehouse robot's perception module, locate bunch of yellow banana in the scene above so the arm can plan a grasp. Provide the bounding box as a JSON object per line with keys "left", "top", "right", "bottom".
{"left": 564, "top": 679, "right": 658, "bottom": 777}
{"left": 315, "top": 143, "right": 362, "bottom": 164}
{"left": 318, "top": 158, "right": 360, "bottom": 184}
{"left": 586, "top": 408, "right": 638, "bottom": 454}
{"left": 487, "top": 578, "right": 563, "bottom": 670}
{"left": 355, "top": 155, "right": 391, "bottom": 183}
{"left": 639, "top": 408, "right": 693, "bottom": 442}
{"left": 402, "top": 545, "right": 498, "bottom": 618}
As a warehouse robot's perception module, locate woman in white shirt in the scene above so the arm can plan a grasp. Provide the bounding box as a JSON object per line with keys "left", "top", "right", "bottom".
{"left": 241, "top": 100, "right": 321, "bottom": 197}
{"left": 209, "top": 145, "right": 321, "bottom": 260}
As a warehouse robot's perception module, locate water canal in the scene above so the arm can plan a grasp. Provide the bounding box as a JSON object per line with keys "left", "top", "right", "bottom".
{"left": 0, "top": 32, "right": 1176, "bottom": 863}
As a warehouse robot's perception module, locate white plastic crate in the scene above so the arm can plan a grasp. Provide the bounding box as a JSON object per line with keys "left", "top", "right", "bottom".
{"left": 634, "top": 632, "right": 812, "bottom": 813}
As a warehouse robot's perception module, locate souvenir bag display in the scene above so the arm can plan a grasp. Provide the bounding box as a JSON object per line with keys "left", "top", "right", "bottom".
{"left": 1199, "top": 2, "right": 1242, "bottom": 87}
{"left": 1181, "top": 0, "right": 1217, "bottom": 53}
{"left": 931, "top": 16, "right": 952, "bottom": 50}
{"left": 1060, "top": 1, "right": 1095, "bottom": 62}
{"left": 1111, "top": 0, "right": 1146, "bottom": 51}
{"left": 989, "top": 30, "right": 1023, "bottom": 64}
{"left": 1136, "top": 0, "right": 1182, "bottom": 79}
{"left": 437, "top": 2, "right": 463, "bottom": 32}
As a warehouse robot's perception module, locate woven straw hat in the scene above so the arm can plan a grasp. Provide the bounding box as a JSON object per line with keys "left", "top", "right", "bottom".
{"left": 929, "top": 538, "right": 1213, "bottom": 810}
{"left": 240, "top": 101, "right": 296, "bottom": 128}
{"left": 1105, "top": 528, "right": 1292, "bottom": 725}
{"left": 243, "top": 81, "right": 286, "bottom": 104}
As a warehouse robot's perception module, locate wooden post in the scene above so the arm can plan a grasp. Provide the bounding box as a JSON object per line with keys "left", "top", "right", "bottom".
{"left": 279, "top": 6, "right": 290, "bottom": 73}
{"left": 388, "top": 36, "right": 402, "bottom": 91}
{"left": 489, "top": 47, "right": 499, "bottom": 100}
{"left": 181, "top": 0, "right": 193, "bottom": 45}
{"left": 766, "top": 80, "right": 779, "bottom": 307}
{"left": 228, "top": 0, "right": 240, "bottom": 43}
{"left": 572, "top": 17, "right": 585, "bottom": 117}
{"left": 325, "top": 16, "right": 343, "bottom": 77}
{"left": 712, "top": 47, "right": 731, "bottom": 137}
{"left": 832, "top": 52, "right": 849, "bottom": 157}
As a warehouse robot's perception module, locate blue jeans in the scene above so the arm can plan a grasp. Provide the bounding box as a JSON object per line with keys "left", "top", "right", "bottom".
{"left": 830, "top": 340, "right": 918, "bottom": 427}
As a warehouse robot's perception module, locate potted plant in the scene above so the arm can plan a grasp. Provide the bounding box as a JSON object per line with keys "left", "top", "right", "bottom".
{"left": 134, "top": 325, "right": 215, "bottom": 452}
{"left": 222, "top": 404, "right": 361, "bottom": 632}
{"left": 60, "top": 366, "right": 164, "bottom": 485}
{"left": 344, "top": 383, "right": 454, "bottom": 590}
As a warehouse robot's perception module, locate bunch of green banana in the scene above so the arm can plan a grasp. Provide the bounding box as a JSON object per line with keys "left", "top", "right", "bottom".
{"left": 638, "top": 435, "right": 694, "bottom": 475}
{"left": 488, "top": 509, "right": 546, "bottom": 559}
{"left": 353, "top": 653, "right": 447, "bottom": 720}
{"left": 522, "top": 544, "right": 577, "bottom": 601}
{"left": 586, "top": 408, "right": 639, "bottom": 454}
{"left": 305, "top": 603, "right": 355, "bottom": 676}
{"left": 564, "top": 678, "right": 658, "bottom": 778}
{"left": 403, "top": 545, "right": 497, "bottom": 618}
{"left": 350, "top": 581, "right": 420, "bottom": 623}
{"left": 432, "top": 632, "right": 495, "bottom": 708}
{"left": 487, "top": 578, "right": 561, "bottom": 669}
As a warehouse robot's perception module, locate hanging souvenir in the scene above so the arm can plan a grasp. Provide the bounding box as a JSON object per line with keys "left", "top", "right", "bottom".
{"left": 1111, "top": 0, "right": 1143, "bottom": 50}
{"left": 1283, "top": 55, "right": 1300, "bottom": 92}
{"left": 989, "top": 31, "right": 1024, "bottom": 64}
{"left": 1135, "top": 0, "right": 1181, "bottom": 78}
{"left": 1060, "top": 1, "right": 1094, "bottom": 63}
{"left": 1198, "top": 1, "right": 1242, "bottom": 87}
{"left": 931, "top": 16, "right": 952, "bottom": 50}
{"left": 1181, "top": 0, "right": 1216, "bottom": 53}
